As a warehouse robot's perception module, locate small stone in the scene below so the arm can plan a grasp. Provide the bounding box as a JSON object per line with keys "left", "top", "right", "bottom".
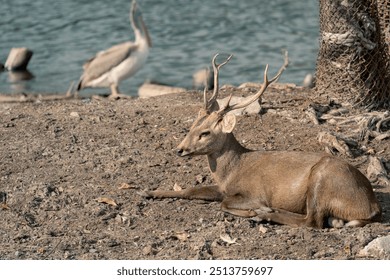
{"left": 70, "top": 112, "right": 80, "bottom": 118}
{"left": 259, "top": 224, "right": 268, "bottom": 234}
{"left": 275, "top": 229, "right": 284, "bottom": 235}
{"left": 142, "top": 245, "right": 153, "bottom": 255}
{"left": 173, "top": 183, "right": 182, "bottom": 191}
{"left": 195, "top": 175, "right": 205, "bottom": 184}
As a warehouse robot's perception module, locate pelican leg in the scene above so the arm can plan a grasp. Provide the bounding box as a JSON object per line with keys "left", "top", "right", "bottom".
{"left": 65, "top": 81, "right": 77, "bottom": 98}
{"left": 110, "top": 84, "right": 120, "bottom": 98}
{"left": 109, "top": 83, "right": 131, "bottom": 99}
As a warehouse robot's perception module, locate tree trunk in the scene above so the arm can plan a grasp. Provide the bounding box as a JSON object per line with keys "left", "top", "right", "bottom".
{"left": 315, "top": 0, "right": 389, "bottom": 109}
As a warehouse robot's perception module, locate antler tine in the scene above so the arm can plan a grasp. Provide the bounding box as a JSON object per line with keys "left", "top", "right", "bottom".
{"left": 203, "top": 84, "right": 208, "bottom": 110}
{"left": 270, "top": 50, "right": 289, "bottom": 83}
{"left": 219, "top": 50, "right": 289, "bottom": 114}
{"left": 205, "top": 53, "right": 233, "bottom": 111}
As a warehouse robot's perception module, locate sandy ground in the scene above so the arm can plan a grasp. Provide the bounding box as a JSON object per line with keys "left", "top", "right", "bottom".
{"left": 0, "top": 85, "right": 389, "bottom": 260}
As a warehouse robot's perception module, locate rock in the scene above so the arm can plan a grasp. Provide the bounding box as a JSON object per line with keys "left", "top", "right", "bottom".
{"left": 142, "top": 245, "right": 156, "bottom": 256}
{"left": 217, "top": 95, "right": 261, "bottom": 116}
{"left": 70, "top": 112, "right": 80, "bottom": 118}
{"left": 138, "top": 82, "right": 186, "bottom": 98}
{"left": 367, "top": 156, "right": 390, "bottom": 186}
{"left": 5, "top": 48, "right": 33, "bottom": 71}
{"left": 358, "top": 236, "right": 390, "bottom": 258}
{"left": 302, "top": 73, "right": 315, "bottom": 88}
{"left": 192, "top": 67, "right": 213, "bottom": 90}
{"left": 238, "top": 82, "right": 262, "bottom": 89}
{"left": 195, "top": 174, "right": 205, "bottom": 184}
{"left": 259, "top": 224, "right": 268, "bottom": 234}
{"left": 275, "top": 229, "right": 284, "bottom": 235}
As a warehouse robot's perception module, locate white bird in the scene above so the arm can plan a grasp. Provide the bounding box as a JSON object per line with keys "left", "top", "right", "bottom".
{"left": 76, "top": 0, "right": 152, "bottom": 98}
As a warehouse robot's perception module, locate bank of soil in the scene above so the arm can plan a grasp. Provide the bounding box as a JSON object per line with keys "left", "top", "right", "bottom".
{"left": 0, "top": 86, "right": 389, "bottom": 260}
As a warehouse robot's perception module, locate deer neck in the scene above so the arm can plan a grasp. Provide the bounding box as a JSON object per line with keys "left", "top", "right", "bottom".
{"left": 207, "top": 133, "right": 249, "bottom": 185}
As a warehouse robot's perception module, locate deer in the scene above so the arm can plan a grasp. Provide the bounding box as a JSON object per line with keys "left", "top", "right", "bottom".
{"left": 141, "top": 53, "right": 382, "bottom": 228}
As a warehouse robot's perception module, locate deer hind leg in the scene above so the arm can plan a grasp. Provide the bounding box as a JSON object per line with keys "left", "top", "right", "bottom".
{"left": 255, "top": 194, "right": 327, "bottom": 228}
{"left": 254, "top": 207, "right": 321, "bottom": 228}
{"left": 328, "top": 217, "right": 377, "bottom": 228}
{"left": 141, "top": 185, "right": 223, "bottom": 201}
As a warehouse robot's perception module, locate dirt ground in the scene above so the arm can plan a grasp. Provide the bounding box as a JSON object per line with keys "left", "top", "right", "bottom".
{"left": 0, "top": 85, "right": 389, "bottom": 260}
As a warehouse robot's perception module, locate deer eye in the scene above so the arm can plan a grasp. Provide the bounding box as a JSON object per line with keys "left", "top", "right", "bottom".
{"left": 199, "top": 131, "right": 210, "bottom": 139}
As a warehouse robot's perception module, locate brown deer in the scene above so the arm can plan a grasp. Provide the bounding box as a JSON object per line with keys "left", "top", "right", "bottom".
{"left": 142, "top": 53, "right": 382, "bottom": 228}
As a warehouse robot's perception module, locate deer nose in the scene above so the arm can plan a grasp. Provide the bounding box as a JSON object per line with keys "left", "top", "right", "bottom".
{"left": 177, "top": 148, "right": 191, "bottom": 157}
{"left": 177, "top": 149, "right": 184, "bottom": 156}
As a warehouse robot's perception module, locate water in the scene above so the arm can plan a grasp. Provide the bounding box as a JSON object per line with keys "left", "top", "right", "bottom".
{"left": 0, "top": 0, "right": 319, "bottom": 96}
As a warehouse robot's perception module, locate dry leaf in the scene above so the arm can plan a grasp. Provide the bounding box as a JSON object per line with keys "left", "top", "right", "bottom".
{"left": 259, "top": 224, "right": 268, "bottom": 234}
{"left": 97, "top": 197, "right": 117, "bottom": 207}
{"left": 118, "top": 183, "right": 137, "bottom": 190}
{"left": 220, "top": 233, "right": 237, "bottom": 244}
{"left": 142, "top": 245, "right": 153, "bottom": 256}
{"left": 174, "top": 231, "right": 189, "bottom": 242}
{"left": 37, "top": 247, "right": 46, "bottom": 254}
{"left": 173, "top": 183, "right": 182, "bottom": 191}
{"left": 0, "top": 203, "right": 10, "bottom": 210}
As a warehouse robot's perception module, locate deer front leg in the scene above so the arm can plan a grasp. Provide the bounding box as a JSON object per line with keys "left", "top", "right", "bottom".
{"left": 140, "top": 185, "right": 223, "bottom": 202}
{"left": 221, "top": 195, "right": 272, "bottom": 218}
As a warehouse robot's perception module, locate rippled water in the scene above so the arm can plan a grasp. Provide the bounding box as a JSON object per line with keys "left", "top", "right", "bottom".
{"left": 0, "top": 0, "right": 319, "bottom": 95}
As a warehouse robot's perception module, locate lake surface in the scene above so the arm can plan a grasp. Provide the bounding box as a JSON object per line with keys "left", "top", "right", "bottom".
{"left": 0, "top": 0, "right": 319, "bottom": 96}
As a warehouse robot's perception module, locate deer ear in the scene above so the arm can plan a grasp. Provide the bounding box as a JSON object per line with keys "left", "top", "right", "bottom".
{"left": 221, "top": 114, "right": 236, "bottom": 133}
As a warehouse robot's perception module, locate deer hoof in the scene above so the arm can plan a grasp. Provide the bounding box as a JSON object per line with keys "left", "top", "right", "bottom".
{"left": 328, "top": 217, "right": 345, "bottom": 228}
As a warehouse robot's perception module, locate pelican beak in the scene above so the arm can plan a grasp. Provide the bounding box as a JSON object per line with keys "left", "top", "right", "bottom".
{"left": 131, "top": 0, "right": 137, "bottom": 20}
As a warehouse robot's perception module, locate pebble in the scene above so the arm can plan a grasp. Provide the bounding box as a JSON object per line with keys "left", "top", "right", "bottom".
{"left": 259, "top": 225, "right": 268, "bottom": 234}
{"left": 142, "top": 245, "right": 153, "bottom": 255}
{"left": 275, "top": 229, "right": 284, "bottom": 235}
{"left": 70, "top": 111, "right": 80, "bottom": 119}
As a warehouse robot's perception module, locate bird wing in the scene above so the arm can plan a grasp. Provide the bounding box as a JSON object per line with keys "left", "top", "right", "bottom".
{"left": 80, "top": 42, "right": 137, "bottom": 85}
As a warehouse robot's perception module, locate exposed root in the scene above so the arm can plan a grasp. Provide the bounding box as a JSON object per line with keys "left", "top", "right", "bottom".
{"left": 317, "top": 131, "right": 356, "bottom": 157}
{"left": 309, "top": 103, "right": 389, "bottom": 158}
{"left": 367, "top": 156, "right": 390, "bottom": 187}
{"left": 305, "top": 106, "right": 320, "bottom": 125}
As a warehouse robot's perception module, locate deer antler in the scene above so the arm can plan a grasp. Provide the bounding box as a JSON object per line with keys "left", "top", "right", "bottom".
{"left": 204, "top": 53, "right": 233, "bottom": 112}
{"left": 219, "top": 50, "right": 289, "bottom": 114}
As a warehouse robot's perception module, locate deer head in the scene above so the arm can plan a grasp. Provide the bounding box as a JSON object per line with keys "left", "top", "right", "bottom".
{"left": 177, "top": 52, "right": 289, "bottom": 157}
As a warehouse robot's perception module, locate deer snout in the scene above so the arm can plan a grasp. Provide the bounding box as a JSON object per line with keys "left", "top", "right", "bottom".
{"left": 177, "top": 141, "right": 192, "bottom": 156}
{"left": 177, "top": 135, "right": 194, "bottom": 157}
{"left": 176, "top": 148, "right": 191, "bottom": 157}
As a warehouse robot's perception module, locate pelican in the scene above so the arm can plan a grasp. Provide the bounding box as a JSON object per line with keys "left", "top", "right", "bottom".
{"left": 76, "top": 0, "right": 151, "bottom": 98}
